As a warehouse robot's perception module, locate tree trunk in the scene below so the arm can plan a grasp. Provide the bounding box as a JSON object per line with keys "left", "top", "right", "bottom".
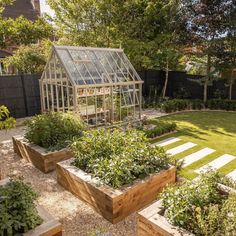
{"left": 162, "top": 59, "right": 169, "bottom": 99}
{"left": 204, "top": 54, "right": 211, "bottom": 102}
{"left": 203, "top": 81, "right": 208, "bottom": 102}
{"left": 229, "top": 70, "right": 234, "bottom": 100}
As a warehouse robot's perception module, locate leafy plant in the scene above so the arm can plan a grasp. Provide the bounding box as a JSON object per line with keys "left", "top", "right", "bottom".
{"left": 71, "top": 128, "right": 172, "bottom": 188}
{"left": 138, "top": 119, "right": 177, "bottom": 138}
{"left": 161, "top": 171, "right": 236, "bottom": 235}
{"left": 0, "top": 105, "right": 16, "bottom": 130}
{"left": 25, "top": 112, "right": 85, "bottom": 150}
{"left": 0, "top": 179, "right": 42, "bottom": 235}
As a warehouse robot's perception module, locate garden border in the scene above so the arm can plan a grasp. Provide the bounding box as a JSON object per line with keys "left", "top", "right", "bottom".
{"left": 0, "top": 178, "right": 62, "bottom": 236}
{"left": 12, "top": 135, "right": 72, "bottom": 173}
{"left": 56, "top": 158, "right": 176, "bottom": 224}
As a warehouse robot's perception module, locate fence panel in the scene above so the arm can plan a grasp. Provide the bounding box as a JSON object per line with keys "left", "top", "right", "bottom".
{"left": 0, "top": 74, "right": 41, "bottom": 118}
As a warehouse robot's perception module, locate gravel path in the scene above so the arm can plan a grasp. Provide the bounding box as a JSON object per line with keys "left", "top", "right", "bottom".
{"left": 0, "top": 140, "right": 136, "bottom": 236}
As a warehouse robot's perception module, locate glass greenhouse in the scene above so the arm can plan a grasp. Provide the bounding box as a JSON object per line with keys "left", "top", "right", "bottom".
{"left": 40, "top": 45, "right": 143, "bottom": 126}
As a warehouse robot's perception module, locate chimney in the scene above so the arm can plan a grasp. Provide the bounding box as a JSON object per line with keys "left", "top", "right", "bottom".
{"left": 31, "top": 0, "right": 41, "bottom": 16}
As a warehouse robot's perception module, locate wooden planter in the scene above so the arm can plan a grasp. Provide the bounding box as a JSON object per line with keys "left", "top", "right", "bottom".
{"left": 56, "top": 158, "right": 176, "bottom": 224}
{"left": 137, "top": 184, "right": 236, "bottom": 236}
{"left": 0, "top": 179, "right": 62, "bottom": 236}
{"left": 13, "top": 135, "right": 73, "bottom": 173}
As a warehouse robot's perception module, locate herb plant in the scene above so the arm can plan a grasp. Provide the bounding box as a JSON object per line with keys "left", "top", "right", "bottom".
{"left": 0, "top": 179, "right": 42, "bottom": 235}
{"left": 161, "top": 171, "right": 236, "bottom": 235}
{"left": 71, "top": 128, "right": 172, "bottom": 188}
{"left": 25, "top": 112, "right": 85, "bottom": 150}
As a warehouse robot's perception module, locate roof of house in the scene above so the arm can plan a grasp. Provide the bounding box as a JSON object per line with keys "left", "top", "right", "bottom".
{"left": 2, "top": 0, "right": 40, "bottom": 21}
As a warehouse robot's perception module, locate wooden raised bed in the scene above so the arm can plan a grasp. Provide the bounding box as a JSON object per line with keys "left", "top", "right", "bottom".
{"left": 137, "top": 184, "right": 236, "bottom": 236}
{"left": 13, "top": 135, "right": 72, "bottom": 173}
{"left": 0, "top": 178, "right": 62, "bottom": 236}
{"left": 56, "top": 158, "right": 176, "bottom": 224}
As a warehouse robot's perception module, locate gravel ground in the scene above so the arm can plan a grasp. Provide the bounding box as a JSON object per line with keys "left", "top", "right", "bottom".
{"left": 0, "top": 110, "right": 166, "bottom": 235}
{"left": 0, "top": 140, "right": 136, "bottom": 236}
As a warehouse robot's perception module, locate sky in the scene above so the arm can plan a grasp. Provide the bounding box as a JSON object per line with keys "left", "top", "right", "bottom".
{"left": 40, "top": 0, "right": 54, "bottom": 16}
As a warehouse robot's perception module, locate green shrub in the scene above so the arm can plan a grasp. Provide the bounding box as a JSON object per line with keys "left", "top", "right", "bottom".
{"left": 71, "top": 129, "right": 172, "bottom": 188}
{"left": 161, "top": 171, "right": 236, "bottom": 235}
{"left": 25, "top": 112, "right": 85, "bottom": 150}
{"left": 206, "top": 99, "right": 236, "bottom": 111}
{"left": 0, "top": 105, "right": 16, "bottom": 130}
{"left": 190, "top": 99, "right": 205, "bottom": 110}
{"left": 160, "top": 99, "right": 190, "bottom": 113}
{"left": 0, "top": 179, "right": 42, "bottom": 235}
{"left": 142, "top": 120, "right": 177, "bottom": 138}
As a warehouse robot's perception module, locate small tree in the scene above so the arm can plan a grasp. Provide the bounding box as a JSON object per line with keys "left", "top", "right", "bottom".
{"left": 177, "top": 0, "right": 235, "bottom": 102}
{"left": 3, "top": 40, "right": 52, "bottom": 74}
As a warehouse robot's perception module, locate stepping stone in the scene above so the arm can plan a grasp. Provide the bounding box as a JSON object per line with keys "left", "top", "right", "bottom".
{"left": 227, "top": 170, "right": 236, "bottom": 181}
{"left": 152, "top": 137, "right": 181, "bottom": 147}
{"left": 181, "top": 148, "right": 215, "bottom": 167}
{"left": 167, "top": 142, "right": 197, "bottom": 156}
{"left": 195, "top": 154, "right": 236, "bottom": 174}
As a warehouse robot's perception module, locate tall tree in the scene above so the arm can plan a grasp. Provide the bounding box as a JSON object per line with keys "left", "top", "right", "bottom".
{"left": 48, "top": 0, "right": 118, "bottom": 47}
{"left": 177, "top": 0, "right": 236, "bottom": 102}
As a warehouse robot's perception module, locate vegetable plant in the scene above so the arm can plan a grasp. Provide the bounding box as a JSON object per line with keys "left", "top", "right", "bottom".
{"left": 71, "top": 128, "right": 172, "bottom": 188}
{"left": 161, "top": 171, "right": 236, "bottom": 235}
{"left": 25, "top": 112, "right": 85, "bottom": 150}
{"left": 0, "top": 179, "right": 42, "bottom": 235}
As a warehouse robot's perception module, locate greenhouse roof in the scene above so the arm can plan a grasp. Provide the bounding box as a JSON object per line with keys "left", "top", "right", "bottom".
{"left": 53, "top": 45, "right": 143, "bottom": 87}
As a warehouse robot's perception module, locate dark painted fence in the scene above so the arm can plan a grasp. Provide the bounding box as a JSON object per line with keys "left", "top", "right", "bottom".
{"left": 138, "top": 70, "right": 236, "bottom": 100}
{"left": 0, "top": 74, "right": 41, "bottom": 118}
{"left": 1, "top": 71, "right": 235, "bottom": 119}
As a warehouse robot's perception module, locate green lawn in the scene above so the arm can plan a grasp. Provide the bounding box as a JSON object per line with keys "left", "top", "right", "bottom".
{"left": 151, "top": 111, "right": 236, "bottom": 180}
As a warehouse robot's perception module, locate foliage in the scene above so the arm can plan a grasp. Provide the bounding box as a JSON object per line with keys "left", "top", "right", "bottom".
{"left": 160, "top": 99, "right": 190, "bottom": 113}
{"left": 0, "top": 16, "right": 52, "bottom": 48}
{"left": 48, "top": 0, "right": 182, "bottom": 70}
{"left": 139, "top": 119, "right": 177, "bottom": 139}
{"left": 159, "top": 99, "right": 236, "bottom": 113}
{"left": 206, "top": 99, "right": 236, "bottom": 111}
{"left": 177, "top": 0, "right": 236, "bottom": 102}
{"left": 3, "top": 40, "right": 52, "bottom": 74}
{"left": 0, "top": 179, "right": 42, "bottom": 235}
{"left": 25, "top": 112, "right": 85, "bottom": 151}
{"left": 0, "top": 105, "right": 15, "bottom": 130}
{"left": 71, "top": 128, "right": 172, "bottom": 188}
{"left": 0, "top": 0, "right": 14, "bottom": 13}
{"left": 161, "top": 171, "right": 236, "bottom": 235}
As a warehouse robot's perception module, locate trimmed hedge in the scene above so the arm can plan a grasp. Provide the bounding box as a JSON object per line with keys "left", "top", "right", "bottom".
{"left": 141, "top": 120, "right": 177, "bottom": 139}
{"left": 160, "top": 99, "right": 236, "bottom": 113}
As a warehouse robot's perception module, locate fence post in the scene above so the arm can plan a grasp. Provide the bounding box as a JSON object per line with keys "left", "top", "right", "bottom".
{"left": 20, "top": 74, "right": 28, "bottom": 117}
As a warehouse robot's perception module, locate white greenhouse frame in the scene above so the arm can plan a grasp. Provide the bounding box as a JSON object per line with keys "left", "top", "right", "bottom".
{"left": 40, "top": 45, "right": 143, "bottom": 126}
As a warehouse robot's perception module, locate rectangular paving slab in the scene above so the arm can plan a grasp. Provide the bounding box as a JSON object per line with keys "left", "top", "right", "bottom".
{"left": 151, "top": 137, "right": 181, "bottom": 147}
{"left": 195, "top": 154, "right": 236, "bottom": 174}
{"left": 181, "top": 148, "right": 215, "bottom": 167}
{"left": 227, "top": 170, "right": 236, "bottom": 181}
{"left": 167, "top": 142, "right": 197, "bottom": 156}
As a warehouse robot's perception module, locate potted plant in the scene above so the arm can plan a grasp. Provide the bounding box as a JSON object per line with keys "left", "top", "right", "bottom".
{"left": 56, "top": 128, "right": 176, "bottom": 223}
{"left": 0, "top": 178, "right": 62, "bottom": 235}
{"left": 137, "top": 171, "right": 236, "bottom": 236}
{"left": 13, "top": 112, "right": 85, "bottom": 173}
